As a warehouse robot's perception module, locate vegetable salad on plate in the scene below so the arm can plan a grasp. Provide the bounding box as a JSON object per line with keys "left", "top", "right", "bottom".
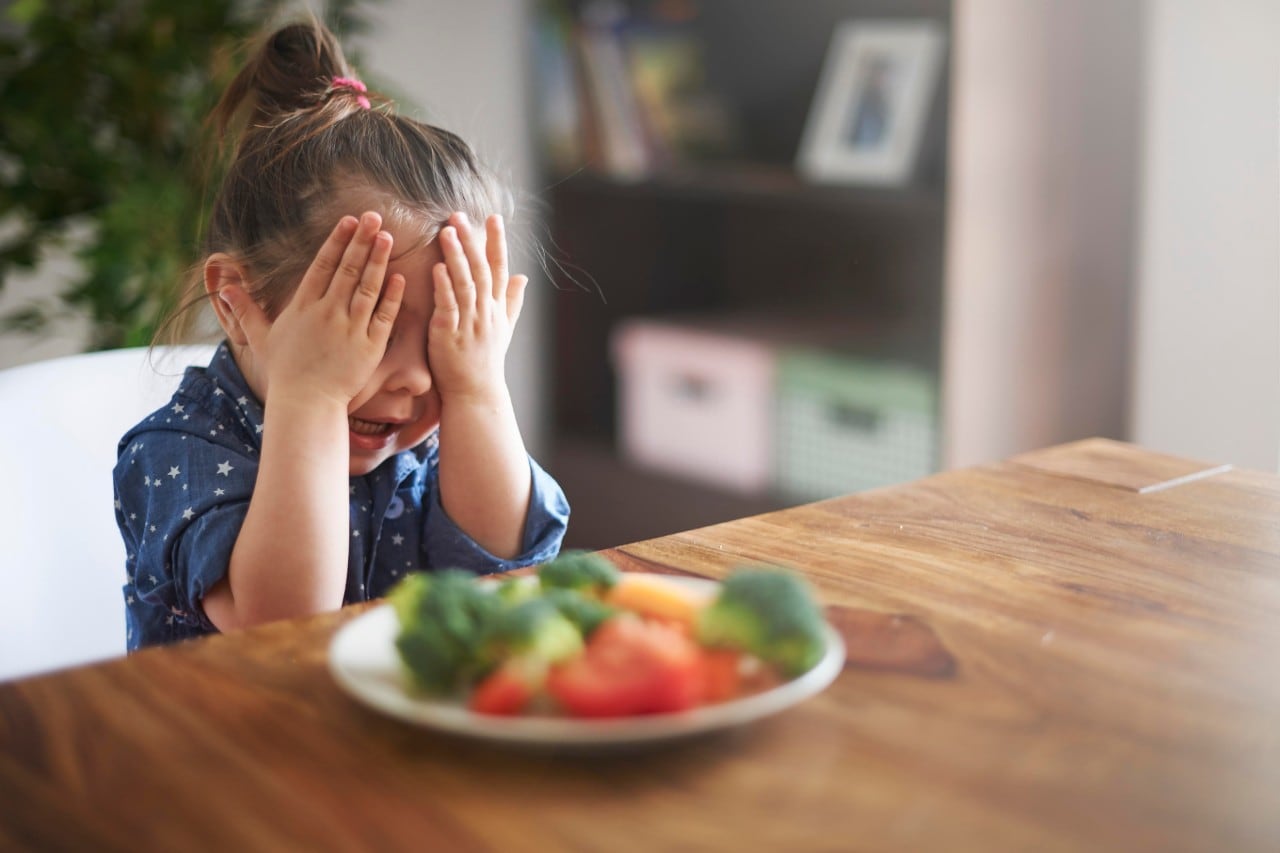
{"left": 387, "top": 552, "right": 830, "bottom": 717}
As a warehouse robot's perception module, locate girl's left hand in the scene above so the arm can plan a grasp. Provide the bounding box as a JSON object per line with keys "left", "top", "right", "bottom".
{"left": 428, "top": 212, "right": 527, "bottom": 404}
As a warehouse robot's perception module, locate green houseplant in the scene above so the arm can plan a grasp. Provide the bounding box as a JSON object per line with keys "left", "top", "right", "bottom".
{"left": 0, "top": 0, "right": 374, "bottom": 349}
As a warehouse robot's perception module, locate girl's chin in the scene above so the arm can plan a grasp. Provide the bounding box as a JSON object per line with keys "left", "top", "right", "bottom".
{"left": 348, "top": 454, "right": 387, "bottom": 477}
{"left": 348, "top": 437, "right": 396, "bottom": 476}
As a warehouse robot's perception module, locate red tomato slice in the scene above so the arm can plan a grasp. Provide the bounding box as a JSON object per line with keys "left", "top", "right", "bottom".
{"left": 547, "top": 615, "right": 703, "bottom": 717}
{"left": 469, "top": 659, "right": 540, "bottom": 716}
{"left": 698, "top": 649, "right": 744, "bottom": 703}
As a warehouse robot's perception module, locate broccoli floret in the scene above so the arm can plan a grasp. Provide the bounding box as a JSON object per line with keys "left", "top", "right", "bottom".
{"left": 388, "top": 571, "right": 433, "bottom": 627}
{"left": 494, "top": 575, "right": 539, "bottom": 605}
{"left": 389, "top": 570, "right": 503, "bottom": 694}
{"left": 695, "top": 567, "right": 827, "bottom": 676}
{"left": 478, "top": 597, "right": 584, "bottom": 671}
{"left": 537, "top": 550, "right": 620, "bottom": 597}
{"left": 542, "top": 587, "right": 617, "bottom": 637}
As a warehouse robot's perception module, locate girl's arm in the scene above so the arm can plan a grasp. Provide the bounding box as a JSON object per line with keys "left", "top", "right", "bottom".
{"left": 430, "top": 213, "right": 532, "bottom": 559}
{"left": 203, "top": 213, "right": 404, "bottom": 629}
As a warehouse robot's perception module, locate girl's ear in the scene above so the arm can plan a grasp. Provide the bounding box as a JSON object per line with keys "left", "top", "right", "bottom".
{"left": 204, "top": 253, "right": 250, "bottom": 346}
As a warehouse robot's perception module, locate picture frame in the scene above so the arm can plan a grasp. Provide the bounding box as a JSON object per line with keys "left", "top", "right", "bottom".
{"left": 796, "top": 20, "right": 945, "bottom": 186}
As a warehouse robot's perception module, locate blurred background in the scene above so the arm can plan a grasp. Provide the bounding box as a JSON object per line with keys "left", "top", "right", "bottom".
{"left": 2, "top": 0, "right": 1277, "bottom": 551}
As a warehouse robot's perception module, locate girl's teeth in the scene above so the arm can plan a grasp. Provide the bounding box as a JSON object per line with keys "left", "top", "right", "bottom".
{"left": 349, "top": 417, "right": 391, "bottom": 436}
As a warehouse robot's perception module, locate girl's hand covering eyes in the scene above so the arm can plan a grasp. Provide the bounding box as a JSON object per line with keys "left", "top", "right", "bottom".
{"left": 428, "top": 212, "right": 528, "bottom": 405}
{"left": 220, "top": 211, "right": 406, "bottom": 408}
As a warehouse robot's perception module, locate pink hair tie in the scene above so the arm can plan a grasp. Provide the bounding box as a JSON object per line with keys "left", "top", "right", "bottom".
{"left": 332, "top": 76, "right": 371, "bottom": 110}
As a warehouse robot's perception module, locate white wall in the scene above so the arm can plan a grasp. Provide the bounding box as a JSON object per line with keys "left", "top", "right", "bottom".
{"left": 1131, "top": 0, "right": 1280, "bottom": 472}
{"left": 943, "top": 0, "right": 1143, "bottom": 469}
{"left": 0, "top": 246, "right": 92, "bottom": 368}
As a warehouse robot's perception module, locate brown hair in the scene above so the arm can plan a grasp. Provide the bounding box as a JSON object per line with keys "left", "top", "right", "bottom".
{"left": 158, "top": 17, "right": 512, "bottom": 341}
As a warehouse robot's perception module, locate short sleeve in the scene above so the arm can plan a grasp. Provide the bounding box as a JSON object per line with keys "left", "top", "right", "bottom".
{"left": 421, "top": 456, "right": 569, "bottom": 573}
{"left": 116, "top": 429, "right": 256, "bottom": 629}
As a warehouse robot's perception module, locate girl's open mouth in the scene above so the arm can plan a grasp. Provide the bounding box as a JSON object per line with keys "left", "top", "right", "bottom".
{"left": 348, "top": 416, "right": 397, "bottom": 450}
{"left": 349, "top": 416, "right": 392, "bottom": 436}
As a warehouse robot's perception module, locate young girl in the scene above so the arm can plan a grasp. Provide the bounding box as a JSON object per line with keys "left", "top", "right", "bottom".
{"left": 114, "top": 19, "right": 568, "bottom": 649}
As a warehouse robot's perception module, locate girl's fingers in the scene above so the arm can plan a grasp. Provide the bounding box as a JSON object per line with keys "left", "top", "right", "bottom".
{"left": 296, "top": 215, "right": 360, "bottom": 301}
{"left": 432, "top": 261, "right": 460, "bottom": 332}
{"left": 370, "top": 273, "right": 405, "bottom": 339}
{"left": 440, "top": 225, "right": 476, "bottom": 314}
{"left": 321, "top": 211, "right": 381, "bottom": 306}
{"left": 454, "top": 213, "right": 493, "bottom": 295}
{"left": 487, "top": 214, "right": 509, "bottom": 302}
{"left": 349, "top": 230, "right": 394, "bottom": 321}
{"left": 506, "top": 274, "right": 528, "bottom": 327}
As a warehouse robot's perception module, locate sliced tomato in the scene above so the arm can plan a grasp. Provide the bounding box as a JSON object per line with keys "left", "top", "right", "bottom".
{"left": 468, "top": 658, "right": 542, "bottom": 716}
{"left": 546, "top": 615, "right": 703, "bottom": 717}
{"left": 698, "top": 649, "right": 744, "bottom": 703}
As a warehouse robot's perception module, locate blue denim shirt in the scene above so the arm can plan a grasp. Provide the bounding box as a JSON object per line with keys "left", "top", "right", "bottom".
{"left": 114, "top": 343, "right": 569, "bottom": 650}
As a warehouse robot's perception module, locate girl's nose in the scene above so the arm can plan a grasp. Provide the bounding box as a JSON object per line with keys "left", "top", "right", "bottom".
{"left": 383, "top": 341, "right": 433, "bottom": 398}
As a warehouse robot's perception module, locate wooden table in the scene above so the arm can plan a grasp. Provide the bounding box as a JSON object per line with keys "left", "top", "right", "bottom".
{"left": 2, "top": 438, "right": 1278, "bottom": 851}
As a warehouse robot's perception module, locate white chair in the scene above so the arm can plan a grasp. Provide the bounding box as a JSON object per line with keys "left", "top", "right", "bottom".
{"left": 0, "top": 344, "right": 218, "bottom": 681}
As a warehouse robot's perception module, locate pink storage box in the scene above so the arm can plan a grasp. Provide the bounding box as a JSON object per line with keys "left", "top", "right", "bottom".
{"left": 611, "top": 319, "right": 775, "bottom": 494}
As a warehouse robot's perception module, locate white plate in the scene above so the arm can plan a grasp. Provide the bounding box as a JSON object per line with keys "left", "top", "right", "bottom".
{"left": 328, "top": 574, "right": 846, "bottom": 748}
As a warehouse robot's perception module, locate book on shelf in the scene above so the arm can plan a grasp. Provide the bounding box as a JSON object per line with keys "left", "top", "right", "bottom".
{"left": 535, "top": 1, "right": 738, "bottom": 181}
{"left": 573, "top": 16, "right": 654, "bottom": 180}
{"left": 532, "top": 9, "right": 584, "bottom": 175}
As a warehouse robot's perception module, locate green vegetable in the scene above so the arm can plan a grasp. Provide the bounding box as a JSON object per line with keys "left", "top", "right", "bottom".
{"left": 494, "top": 575, "right": 539, "bottom": 605}
{"left": 388, "top": 570, "right": 503, "bottom": 694}
{"left": 695, "top": 567, "right": 827, "bottom": 676}
{"left": 478, "top": 597, "right": 584, "bottom": 671}
{"left": 537, "top": 550, "right": 620, "bottom": 596}
{"left": 542, "top": 587, "right": 617, "bottom": 637}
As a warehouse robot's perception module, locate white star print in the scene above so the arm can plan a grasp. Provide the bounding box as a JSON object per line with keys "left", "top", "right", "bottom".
{"left": 217, "top": 460, "right": 234, "bottom": 476}
{"left": 144, "top": 475, "right": 151, "bottom": 486}
{"left": 237, "top": 396, "right": 248, "bottom": 406}
{"left": 182, "top": 508, "right": 195, "bottom": 521}
{"left": 214, "top": 487, "right": 225, "bottom": 497}
{"left": 172, "top": 403, "right": 185, "bottom": 415}
{"left": 168, "top": 466, "right": 180, "bottom": 479}
{"left": 391, "top": 533, "right": 404, "bottom": 546}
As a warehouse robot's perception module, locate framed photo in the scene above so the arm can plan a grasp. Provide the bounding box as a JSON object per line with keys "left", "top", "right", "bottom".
{"left": 797, "top": 20, "right": 945, "bottom": 186}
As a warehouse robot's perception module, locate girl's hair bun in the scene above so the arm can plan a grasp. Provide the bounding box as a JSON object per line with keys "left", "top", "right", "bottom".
{"left": 213, "top": 18, "right": 362, "bottom": 136}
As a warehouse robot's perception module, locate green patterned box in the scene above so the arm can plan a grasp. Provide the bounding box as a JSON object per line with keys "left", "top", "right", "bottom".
{"left": 775, "top": 350, "right": 938, "bottom": 500}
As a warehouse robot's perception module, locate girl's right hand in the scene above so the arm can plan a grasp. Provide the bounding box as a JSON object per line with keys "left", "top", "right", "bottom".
{"left": 219, "top": 212, "right": 405, "bottom": 409}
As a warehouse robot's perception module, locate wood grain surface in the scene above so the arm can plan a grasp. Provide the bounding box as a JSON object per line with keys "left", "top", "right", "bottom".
{"left": 2, "top": 438, "right": 1278, "bottom": 851}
